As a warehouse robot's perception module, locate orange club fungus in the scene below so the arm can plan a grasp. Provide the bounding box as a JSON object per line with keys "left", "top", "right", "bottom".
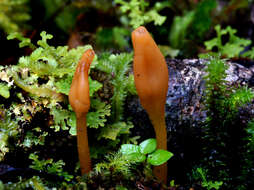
{"left": 132, "top": 26, "right": 169, "bottom": 184}
{"left": 69, "top": 49, "right": 95, "bottom": 175}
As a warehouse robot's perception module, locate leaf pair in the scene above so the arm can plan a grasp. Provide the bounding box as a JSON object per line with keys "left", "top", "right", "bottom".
{"left": 120, "top": 138, "right": 173, "bottom": 166}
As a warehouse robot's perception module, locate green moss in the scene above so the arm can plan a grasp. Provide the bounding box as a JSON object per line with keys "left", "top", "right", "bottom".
{"left": 201, "top": 56, "right": 254, "bottom": 189}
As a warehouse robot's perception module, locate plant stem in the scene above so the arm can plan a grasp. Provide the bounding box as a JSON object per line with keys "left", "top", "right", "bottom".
{"left": 150, "top": 113, "right": 168, "bottom": 184}
{"left": 76, "top": 115, "right": 91, "bottom": 175}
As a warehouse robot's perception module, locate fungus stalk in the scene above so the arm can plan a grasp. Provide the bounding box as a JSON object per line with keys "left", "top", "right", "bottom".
{"left": 69, "top": 49, "right": 95, "bottom": 175}
{"left": 132, "top": 26, "right": 169, "bottom": 184}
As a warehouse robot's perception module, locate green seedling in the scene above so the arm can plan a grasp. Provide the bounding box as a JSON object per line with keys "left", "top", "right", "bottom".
{"left": 119, "top": 138, "right": 173, "bottom": 166}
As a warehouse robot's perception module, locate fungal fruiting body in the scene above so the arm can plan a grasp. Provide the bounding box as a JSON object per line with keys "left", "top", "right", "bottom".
{"left": 132, "top": 26, "right": 169, "bottom": 183}
{"left": 69, "top": 49, "right": 95, "bottom": 175}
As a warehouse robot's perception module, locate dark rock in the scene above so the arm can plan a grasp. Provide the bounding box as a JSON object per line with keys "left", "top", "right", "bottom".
{"left": 127, "top": 58, "right": 254, "bottom": 137}
{"left": 126, "top": 58, "right": 254, "bottom": 185}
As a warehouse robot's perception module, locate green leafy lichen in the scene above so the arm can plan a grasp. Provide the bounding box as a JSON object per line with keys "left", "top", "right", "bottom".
{"left": 3, "top": 30, "right": 137, "bottom": 165}
{"left": 98, "top": 122, "right": 133, "bottom": 140}
{"left": 87, "top": 99, "right": 111, "bottom": 129}
{"left": 115, "top": 0, "right": 170, "bottom": 28}
{"left": 6, "top": 31, "right": 104, "bottom": 136}
{"left": 7, "top": 32, "right": 36, "bottom": 49}
{"left": 203, "top": 25, "right": 251, "bottom": 58}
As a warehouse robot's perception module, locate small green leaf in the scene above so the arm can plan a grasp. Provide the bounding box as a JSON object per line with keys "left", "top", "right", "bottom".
{"left": 0, "top": 83, "right": 10, "bottom": 98}
{"left": 116, "top": 185, "right": 128, "bottom": 190}
{"left": 89, "top": 77, "right": 103, "bottom": 96}
{"left": 120, "top": 144, "right": 140, "bottom": 155}
{"left": 139, "top": 138, "right": 157, "bottom": 154}
{"left": 124, "top": 153, "right": 146, "bottom": 163}
{"left": 204, "top": 25, "right": 251, "bottom": 58}
{"left": 69, "top": 125, "right": 76, "bottom": 136}
{"left": 120, "top": 144, "right": 146, "bottom": 162}
{"left": 158, "top": 45, "right": 179, "bottom": 58}
{"left": 147, "top": 149, "right": 173, "bottom": 166}
{"left": 98, "top": 122, "right": 132, "bottom": 140}
{"left": 169, "top": 11, "right": 195, "bottom": 48}
{"left": 7, "top": 32, "right": 36, "bottom": 49}
{"left": 86, "top": 99, "right": 111, "bottom": 129}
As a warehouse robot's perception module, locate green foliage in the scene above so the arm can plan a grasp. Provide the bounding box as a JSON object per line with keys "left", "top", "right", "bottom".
{"left": 158, "top": 45, "right": 179, "bottom": 58}
{"left": 89, "top": 52, "right": 136, "bottom": 150}
{"left": 203, "top": 25, "right": 251, "bottom": 58}
{"left": 14, "top": 31, "right": 92, "bottom": 78}
{"left": 244, "top": 121, "right": 254, "bottom": 188}
{"left": 120, "top": 144, "right": 146, "bottom": 162}
{"left": 96, "top": 52, "right": 135, "bottom": 122}
{"left": 0, "top": 181, "right": 3, "bottom": 190}
{"left": 115, "top": 0, "right": 170, "bottom": 28}
{"left": 0, "top": 66, "right": 14, "bottom": 99}
{"left": 0, "top": 0, "right": 30, "bottom": 33}
{"left": 7, "top": 32, "right": 36, "bottom": 49}
{"left": 29, "top": 153, "right": 73, "bottom": 182}
{"left": 91, "top": 139, "right": 172, "bottom": 187}
{"left": 189, "top": 0, "right": 217, "bottom": 40}
{"left": 147, "top": 149, "right": 173, "bottom": 166}
{"left": 204, "top": 56, "right": 228, "bottom": 94}
{"left": 86, "top": 99, "right": 111, "bottom": 129}
{"left": 3, "top": 176, "right": 48, "bottom": 190}
{"left": 41, "top": 0, "right": 67, "bottom": 19}
{"left": 193, "top": 167, "right": 223, "bottom": 190}
{"left": 72, "top": 0, "right": 113, "bottom": 12}
{"left": 169, "top": 11, "right": 195, "bottom": 49}
{"left": 95, "top": 27, "right": 130, "bottom": 50}
{"left": 6, "top": 31, "right": 103, "bottom": 136}
{"left": 94, "top": 151, "right": 136, "bottom": 179}
{"left": 139, "top": 138, "right": 157, "bottom": 154}
{"left": 204, "top": 56, "right": 254, "bottom": 118}
{"left": 119, "top": 138, "right": 173, "bottom": 166}
{"left": 116, "top": 186, "right": 128, "bottom": 190}
{"left": 243, "top": 47, "right": 254, "bottom": 59}
{"left": 55, "top": 6, "right": 80, "bottom": 33}
{"left": 0, "top": 107, "right": 19, "bottom": 161}
{"left": 228, "top": 86, "right": 254, "bottom": 111}
{"left": 99, "top": 122, "right": 133, "bottom": 140}
{"left": 39, "top": 0, "right": 80, "bottom": 33}
{"left": 22, "top": 131, "right": 48, "bottom": 147}
{"left": 0, "top": 82, "right": 10, "bottom": 98}
{"left": 169, "top": 0, "right": 217, "bottom": 49}
{"left": 90, "top": 149, "right": 155, "bottom": 189}
{"left": 204, "top": 56, "right": 229, "bottom": 120}
{"left": 202, "top": 56, "right": 254, "bottom": 188}
{"left": 247, "top": 120, "right": 254, "bottom": 147}
{"left": 240, "top": 45, "right": 254, "bottom": 59}
{"left": 3, "top": 31, "right": 137, "bottom": 177}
